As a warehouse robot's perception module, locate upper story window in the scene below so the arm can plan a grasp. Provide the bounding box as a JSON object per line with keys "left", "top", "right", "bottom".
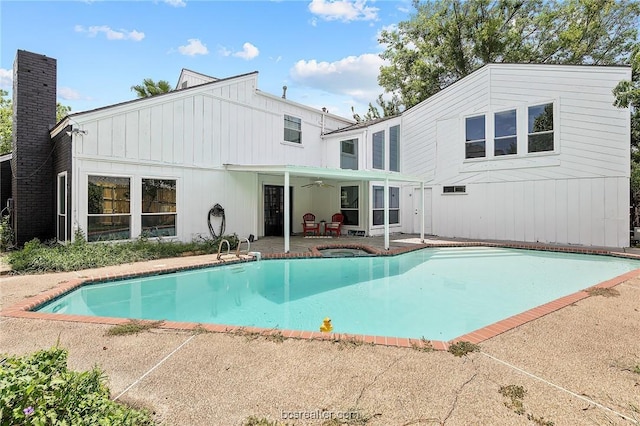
{"left": 465, "top": 115, "right": 485, "bottom": 159}
{"left": 284, "top": 115, "right": 302, "bottom": 144}
{"left": 494, "top": 110, "right": 517, "bottom": 156}
{"left": 389, "top": 125, "right": 400, "bottom": 172}
{"left": 340, "top": 139, "right": 358, "bottom": 170}
{"left": 528, "top": 103, "right": 553, "bottom": 153}
{"left": 372, "top": 130, "right": 385, "bottom": 169}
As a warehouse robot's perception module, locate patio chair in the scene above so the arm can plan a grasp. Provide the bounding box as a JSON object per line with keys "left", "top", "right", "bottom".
{"left": 325, "top": 213, "right": 344, "bottom": 236}
{"left": 302, "top": 213, "right": 320, "bottom": 236}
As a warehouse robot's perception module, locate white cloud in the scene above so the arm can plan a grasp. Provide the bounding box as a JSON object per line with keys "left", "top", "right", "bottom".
{"left": 164, "top": 0, "right": 186, "bottom": 7}
{"left": 75, "top": 25, "right": 145, "bottom": 41}
{"left": 290, "top": 53, "right": 385, "bottom": 103}
{"left": 218, "top": 46, "right": 232, "bottom": 57}
{"left": 178, "top": 38, "right": 209, "bottom": 56}
{"left": 233, "top": 42, "right": 259, "bottom": 60}
{"left": 308, "top": 0, "right": 379, "bottom": 22}
{"left": 0, "top": 68, "right": 12, "bottom": 89}
{"left": 58, "top": 87, "right": 82, "bottom": 101}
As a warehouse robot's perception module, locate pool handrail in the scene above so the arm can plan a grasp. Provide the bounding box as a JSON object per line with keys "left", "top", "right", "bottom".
{"left": 217, "top": 239, "right": 231, "bottom": 260}
{"left": 236, "top": 238, "right": 251, "bottom": 256}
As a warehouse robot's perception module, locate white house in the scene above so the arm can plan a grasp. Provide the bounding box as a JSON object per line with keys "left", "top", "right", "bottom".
{"left": 7, "top": 50, "right": 632, "bottom": 250}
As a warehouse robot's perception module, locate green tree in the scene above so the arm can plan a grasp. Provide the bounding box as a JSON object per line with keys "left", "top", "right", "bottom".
{"left": 0, "top": 90, "right": 72, "bottom": 155}
{"left": 379, "top": 0, "right": 640, "bottom": 109}
{"left": 131, "top": 78, "right": 172, "bottom": 98}
{"left": 0, "top": 90, "right": 11, "bottom": 155}
{"left": 352, "top": 94, "right": 402, "bottom": 123}
{"left": 613, "top": 45, "right": 640, "bottom": 226}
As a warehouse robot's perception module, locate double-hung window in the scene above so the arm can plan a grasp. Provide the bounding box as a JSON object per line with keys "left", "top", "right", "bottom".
{"left": 284, "top": 115, "right": 302, "bottom": 144}
{"left": 87, "top": 176, "right": 131, "bottom": 242}
{"left": 142, "top": 179, "right": 177, "bottom": 237}
{"left": 465, "top": 115, "right": 486, "bottom": 158}
{"left": 494, "top": 110, "right": 517, "bottom": 156}
{"left": 528, "top": 103, "right": 554, "bottom": 153}
{"left": 372, "top": 186, "right": 399, "bottom": 225}
{"left": 340, "top": 139, "right": 358, "bottom": 170}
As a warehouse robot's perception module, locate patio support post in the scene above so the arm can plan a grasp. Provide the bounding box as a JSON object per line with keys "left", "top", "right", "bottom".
{"left": 420, "top": 181, "right": 425, "bottom": 243}
{"left": 284, "top": 171, "right": 290, "bottom": 253}
{"left": 384, "top": 178, "right": 389, "bottom": 250}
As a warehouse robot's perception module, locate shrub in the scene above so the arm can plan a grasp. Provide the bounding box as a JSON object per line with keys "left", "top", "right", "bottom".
{"left": 0, "top": 346, "right": 154, "bottom": 425}
{"left": 7, "top": 232, "right": 240, "bottom": 273}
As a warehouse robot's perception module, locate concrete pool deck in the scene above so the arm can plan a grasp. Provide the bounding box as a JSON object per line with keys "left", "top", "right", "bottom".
{"left": 1, "top": 235, "right": 640, "bottom": 424}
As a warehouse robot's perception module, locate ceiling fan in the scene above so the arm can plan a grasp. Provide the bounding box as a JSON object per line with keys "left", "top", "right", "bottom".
{"left": 301, "top": 180, "right": 335, "bottom": 188}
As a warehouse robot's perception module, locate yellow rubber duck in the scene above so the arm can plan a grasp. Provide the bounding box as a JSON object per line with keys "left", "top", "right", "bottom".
{"left": 319, "top": 317, "right": 333, "bottom": 333}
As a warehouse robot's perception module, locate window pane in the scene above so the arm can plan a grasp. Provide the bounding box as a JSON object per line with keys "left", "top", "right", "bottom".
{"left": 88, "top": 176, "right": 130, "bottom": 215}
{"left": 373, "top": 186, "right": 384, "bottom": 208}
{"left": 465, "top": 141, "right": 485, "bottom": 158}
{"left": 142, "top": 214, "right": 176, "bottom": 237}
{"left": 465, "top": 116, "right": 485, "bottom": 141}
{"left": 373, "top": 209, "right": 384, "bottom": 226}
{"left": 495, "top": 110, "right": 516, "bottom": 138}
{"left": 390, "top": 187, "right": 399, "bottom": 209}
{"left": 341, "top": 209, "right": 359, "bottom": 226}
{"left": 495, "top": 137, "right": 517, "bottom": 156}
{"left": 340, "top": 139, "right": 358, "bottom": 170}
{"left": 389, "top": 125, "right": 399, "bottom": 172}
{"left": 528, "top": 133, "right": 554, "bottom": 153}
{"left": 58, "top": 175, "right": 66, "bottom": 215}
{"left": 340, "top": 186, "right": 358, "bottom": 209}
{"left": 284, "top": 128, "right": 301, "bottom": 144}
{"left": 88, "top": 215, "right": 131, "bottom": 242}
{"left": 389, "top": 210, "right": 399, "bottom": 224}
{"left": 528, "top": 104, "right": 553, "bottom": 133}
{"left": 284, "top": 115, "right": 301, "bottom": 130}
{"left": 142, "top": 179, "right": 176, "bottom": 213}
{"left": 373, "top": 131, "right": 384, "bottom": 169}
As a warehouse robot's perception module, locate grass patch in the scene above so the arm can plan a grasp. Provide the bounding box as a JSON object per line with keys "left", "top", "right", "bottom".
{"left": 634, "top": 364, "right": 640, "bottom": 374}
{"left": 409, "top": 337, "right": 434, "bottom": 352}
{"left": 586, "top": 287, "right": 620, "bottom": 297}
{"left": 106, "top": 320, "right": 165, "bottom": 336}
{"left": 448, "top": 341, "right": 480, "bottom": 357}
{"left": 332, "top": 335, "right": 373, "bottom": 350}
{"left": 231, "top": 327, "right": 286, "bottom": 343}
{"left": 6, "top": 231, "right": 240, "bottom": 273}
{"left": 499, "top": 385, "right": 554, "bottom": 425}
{"left": 0, "top": 346, "right": 155, "bottom": 425}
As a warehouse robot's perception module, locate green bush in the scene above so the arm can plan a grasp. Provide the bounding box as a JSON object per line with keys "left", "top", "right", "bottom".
{"left": 7, "top": 232, "right": 240, "bottom": 273}
{"left": 0, "top": 346, "right": 154, "bottom": 425}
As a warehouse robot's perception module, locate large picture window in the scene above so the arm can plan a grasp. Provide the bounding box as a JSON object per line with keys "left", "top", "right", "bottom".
{"left": 284, "top": 114, "right": 302, "bottom": 144}
{"left": 372, "top": 186, "right": 399, "bottom": 226}
{"left": 372, "top": 130, "right": 385, "bottom": 169}
{"left": 528, "top": 103, "right": 554, "bottom": 153}
{"left": 87, "top": 176, "right": 131, "bottom": 242}
{"left": 494, "top": 110, "right": 517, "bottom": 156}
{"left": 465, "top": 115, "right": 485, "bottom": 159}
{"left": 389, "top": 125, "right": 400, "bottom": 172}
{"left": 340, "top": 139, "right": 358, "bottom": 170}
{"left": 340, "top": 185, "right": 359, "bottom": 226}
{"left": 142, "top": 179, "right": 177, "bottom": 237}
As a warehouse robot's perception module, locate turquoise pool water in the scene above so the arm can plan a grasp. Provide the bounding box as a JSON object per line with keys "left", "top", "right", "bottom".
{"left": 36, "top": 247, "right": 640, "bottom": 341}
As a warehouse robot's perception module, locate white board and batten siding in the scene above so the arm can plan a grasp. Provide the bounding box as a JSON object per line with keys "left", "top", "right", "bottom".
{"left": 70, "top": 73, "right": 351, "bottom": 242}
{"left": 402, "top": 63, "right": 631, "bottom": 247}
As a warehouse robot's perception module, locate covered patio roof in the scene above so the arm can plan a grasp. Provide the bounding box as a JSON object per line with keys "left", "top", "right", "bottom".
{"left": 224, "top": 164, "right": 429, "bottom": 252}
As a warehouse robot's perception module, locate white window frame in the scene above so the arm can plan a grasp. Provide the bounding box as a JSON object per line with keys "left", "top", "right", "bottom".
{"left": 527, "top": 102, "right": 555, "bottom": 154}
{"left": 340, "top": 139, "right": 358, "bottom": 170}
{"left": 464, "top": 114, "right": 486, "bottom": 159}
{"left": 494, "top": 108, "right": 517, "bottom": 157}
{"left": 284, "top": 114, "right": 302, "bottom": 144}
{"left": 372, "top": 185, "right": 400, "bottom": 226}
{"left": 340, "top": 184, "right": 360, "bottom": 227}
{"left": 372, "top": 130, "right": 385, "bottom": 170}
{"left": 57, "top": 171, "right": 67, "bottom": 242}
{"left": 86, "top": 174, "right": 132, "bottom": 242}
{"left": 141, "top": 178, "right": 177, "bottom": 238}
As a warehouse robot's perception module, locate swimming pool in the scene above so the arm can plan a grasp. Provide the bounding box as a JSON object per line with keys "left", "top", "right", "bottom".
{"left": 35, "top": 247, "right": 640, "bottom": 341}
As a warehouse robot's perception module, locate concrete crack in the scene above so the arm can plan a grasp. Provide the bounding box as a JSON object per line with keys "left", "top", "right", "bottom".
{"left": 354, "top": 354, "right": 406, "bottom": 407}
{"left": 440, "top": 373, "right": 478, "bottom": 425}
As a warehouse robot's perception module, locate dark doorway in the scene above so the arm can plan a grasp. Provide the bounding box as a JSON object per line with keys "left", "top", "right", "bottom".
{"left": 264, "top": 185, "right": 293, "bottom": 236}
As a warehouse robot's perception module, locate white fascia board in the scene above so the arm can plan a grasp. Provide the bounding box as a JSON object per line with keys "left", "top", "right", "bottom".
{"left": 256, "top": 90, "right": 354, "bottom": 125}
{"left": 224, "top": 163, "right": 426, "bottom": 183}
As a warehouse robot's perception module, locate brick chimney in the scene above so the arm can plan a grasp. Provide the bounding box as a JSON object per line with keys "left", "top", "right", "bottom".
{"left": 11, "top": 50, "right": 57, "bottom": 245}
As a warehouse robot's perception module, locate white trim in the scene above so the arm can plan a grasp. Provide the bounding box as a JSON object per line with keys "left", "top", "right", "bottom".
{"left": 57, "top": 171, "right": 67, "bottom": 243}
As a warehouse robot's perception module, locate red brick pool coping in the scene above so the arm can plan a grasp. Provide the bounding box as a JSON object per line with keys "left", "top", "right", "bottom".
{"left": 3, "top": 242, "right": 640, "bottom": 351}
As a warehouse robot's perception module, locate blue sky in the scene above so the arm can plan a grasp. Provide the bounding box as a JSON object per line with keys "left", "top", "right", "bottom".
{"left": 0, "top": 0, "right": 412, "bottom": 118}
